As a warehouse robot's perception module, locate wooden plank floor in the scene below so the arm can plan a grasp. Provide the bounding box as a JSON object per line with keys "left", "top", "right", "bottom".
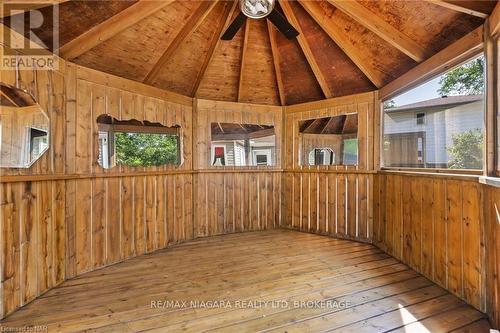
{"left": 0, "top": 230, "right": 491, "bottom": 332}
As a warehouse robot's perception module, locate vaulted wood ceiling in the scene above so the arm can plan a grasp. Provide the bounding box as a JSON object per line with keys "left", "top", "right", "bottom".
{"left": 2, "top": 0, "right": 496, "bottom": 106}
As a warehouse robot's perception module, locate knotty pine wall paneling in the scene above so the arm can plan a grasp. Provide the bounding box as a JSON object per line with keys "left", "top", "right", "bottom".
{"left": 1, "top": 61, "right": 67, "bottom": 318}
{"left": 281, "top": 92, "right": 376, "bottom": 242}
{"left": 193, "top": 99, "right": 283, "bottom": 237}
{"left": 67, "top": 66, "right": 194, "bottom": 279}
{"left": 0, "top": 51, "right": 195, "bottom": 318}
{"left": 373, "top": 172, "right": 486, "bottom": 313}
{"left": 484, "top": 183, "right": 500, "bottom": 328}
{"left": 0, "top": 52, "right": 284, "bottom": 319}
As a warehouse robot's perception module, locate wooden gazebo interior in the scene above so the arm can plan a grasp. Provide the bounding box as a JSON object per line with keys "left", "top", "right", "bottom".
{"left": 0, "top": 0, "right": 499, "bottom": 331}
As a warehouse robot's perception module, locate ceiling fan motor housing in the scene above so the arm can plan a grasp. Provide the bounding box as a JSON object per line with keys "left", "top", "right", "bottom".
{"left": 241, "top": 0, "right": 276, "bottom": 19}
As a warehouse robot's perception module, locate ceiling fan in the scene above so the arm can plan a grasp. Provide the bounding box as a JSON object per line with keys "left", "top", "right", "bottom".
{"left": 221, "top": 0, "right": 299, "bottom": 40}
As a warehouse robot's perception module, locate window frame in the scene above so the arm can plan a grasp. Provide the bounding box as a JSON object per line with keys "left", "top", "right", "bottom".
{"left": 96, "top": 116, "right": 182, "bottom": 169}
{"left": 297, "top": 113, "right": 359, "bottom": 168}
{"left": 416, "top": 112, "right": 425, "bottom": 125}
{"left": 252, "top": 149, "right": 272, "bottom": 166}
{"left": 380, "top": 54, "right": 486, "bottom": 175}
{"left": 209, "top": 122, "right": 277, "bottom": 168}
{"left": 307, "top": 147, "right": 336, "bottom": 166}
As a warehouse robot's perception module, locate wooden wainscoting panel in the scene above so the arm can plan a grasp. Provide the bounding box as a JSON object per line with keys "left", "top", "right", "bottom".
{"left": 0, "top": 44, "right": 195, "bottom": 318}
{"left": 484, "top": 184, "right": 500, "bottom": 328}
{"left": 282, "top": 171, "right": 372, "bottom": 243}
{"left": 373, "top": 173, "right": 485, "bottom": 312}
{"left": 194, "top": 171, "right": 281, "bottom": 237}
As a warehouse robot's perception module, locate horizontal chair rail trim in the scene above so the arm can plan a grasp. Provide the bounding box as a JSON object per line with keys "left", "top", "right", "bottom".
{"left": 283, "top": 169, "right": 377, "bottom": 174}
{"left": 0, "top": 169, "right": 284, "bottom": 183}
{"left": 1, "top": 169, "right": 488, "bottom": 183}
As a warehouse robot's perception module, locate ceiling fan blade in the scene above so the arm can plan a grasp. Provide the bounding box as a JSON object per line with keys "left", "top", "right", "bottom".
{"left": 267, "top": 9, "right": 299, "bottom": 39}
{"left": 221, "top": 12, "right": 247, "bottom": 40}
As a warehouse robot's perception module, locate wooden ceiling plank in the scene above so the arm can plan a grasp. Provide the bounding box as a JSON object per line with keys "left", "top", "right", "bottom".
{"left": 267, "top": 20, "right": 286, "bottom": 106}
{"left": 1, "top": 0, "right": 68, "bottom": 18}
{"left": 192, "top": 1, "right": 236, "bottom": 97}
{"left": 299, "top": 119, "right": 314, "bottom": 133}
{"left": 280, "top": 0, "right": 332, "bottom": 99}
{"left": 426, "top": 0, "right": 489, "bottom": 18}
{"left": 237, "top": 19, "right": 251, "bottom": 102}
{"left": 59, "top": 0, "right": 175, "bottom": 60}
{"left": 490, "top": 1, "right": 500, "bottom": 36}
{"left": 327, "top": 0, "right": 426, "bottom": 62}
{"left": 0, "top": 91, "right": 17, "bottom": 106}
{"left": 143, "top": 1, "right": 219, "bottom": 85}
{"left": 317, "top": 117, "right": 331, "bottom": 134}
{"left": 304, "top": 118, "right": 325, "bottom": 133}
{"left": 212, "top": 127, "right": 274, "bottom": 141}
{"left": 298, "top": 1, "right": 384, "bottom": 88}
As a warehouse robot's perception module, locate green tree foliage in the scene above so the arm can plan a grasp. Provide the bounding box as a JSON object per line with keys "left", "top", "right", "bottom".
{"left": 383, "top": 100, "right": 397, "bottom": 109}
{"left": 343, "top": 138, "right": 358, "bottom": 165}
{"left": 438, "top": 57, "right": 484, "bottom": 96}
{"left": 447, "top": 129, "right": 483, "bottom": 169}
{"left": 115, "top": 132, "right": 179, "bottom": 167}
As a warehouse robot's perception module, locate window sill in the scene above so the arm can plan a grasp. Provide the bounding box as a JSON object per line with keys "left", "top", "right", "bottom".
{"left": 380, "top": 167, "right": 482, "bottom": 175}
{"left": 479, "top": 176, "right": 500, "bottom": 188}
{"left": 379, "top": 168, "right": 482, "bottom": 180}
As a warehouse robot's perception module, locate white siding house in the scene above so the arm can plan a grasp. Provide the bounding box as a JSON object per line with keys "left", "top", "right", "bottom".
{"left": 211, "top": 135, "right": 276, "bottom": 166}
{"left": 383, "top": 95, "right": 483, "bottom": 168}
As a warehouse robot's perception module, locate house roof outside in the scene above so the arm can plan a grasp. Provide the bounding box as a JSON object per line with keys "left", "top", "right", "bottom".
{"left": 385, "top": 94, "right": 483, "bottom": 113}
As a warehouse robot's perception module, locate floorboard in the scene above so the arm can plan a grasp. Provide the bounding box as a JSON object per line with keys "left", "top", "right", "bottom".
{"left": 0, "top": 230, "right": 491, "bottom": 332}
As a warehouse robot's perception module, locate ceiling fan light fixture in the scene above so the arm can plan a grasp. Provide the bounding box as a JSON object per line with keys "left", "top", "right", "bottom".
{"left": 241, "top": 0, "right": 275, "bottom": 19}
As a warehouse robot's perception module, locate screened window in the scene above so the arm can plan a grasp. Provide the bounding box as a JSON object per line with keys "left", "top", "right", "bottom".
{"left": 308, "top": 148, "right": 335, "bottom": 166}
{"left": 97, "top": 115, "right": 181, "bottom": 169}
{"left": 0, "top": 83, "right": 49, "bottom": 168}
{"left": 382, "top": 55, "right": 485, "bottom": 170}
{"left": 210, "top": 122, "right": 276, "bottom": 167}
{"left": 298, "top": 114, "right": 358, "bottom": 166}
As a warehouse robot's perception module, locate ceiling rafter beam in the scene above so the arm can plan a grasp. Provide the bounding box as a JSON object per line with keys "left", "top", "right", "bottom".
{"left": 299, "top": 119, "right": 314, "bottom": 132}
{"left": 59, "top": 0, "right": 175, "bottom": 60}
{"left": 341, "top": 114, "right": 348, "bottom": 134}
{"left": 490, "top": 1, "right": 500, "bottom": 36}
{"left": 327, "top": 0, "right": 427, "bottom": 62}
{"left": 267, "top": 20, "right": 286, "bottom": 106}
{"left": 192, "top": 0, "right": 236, "bottom": 97}
{"left": 279, "top": 0, "right": 332, "bottom": 99}
{"left": 144, "top": 1, "right": 218, "bottom": 85}
{"left": 425, "top": 0, "right": 489, "bottom": 18}
{"left": 379, "top": 25, "right": 483, "bottom": 100}
{"left": 303, "top": 118, "right": 323, "bottom": 133}
{"left": 298, "top": 0, "right": 384, "bottom": 88}
{"left": 217, "top": 122, "right": 224, "bottom": 134}
{"left": 321, "top": 116, "right": 335, "bottom": 134}
{"left": 237, "top": 17, "right": 251, "bottom": 102}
